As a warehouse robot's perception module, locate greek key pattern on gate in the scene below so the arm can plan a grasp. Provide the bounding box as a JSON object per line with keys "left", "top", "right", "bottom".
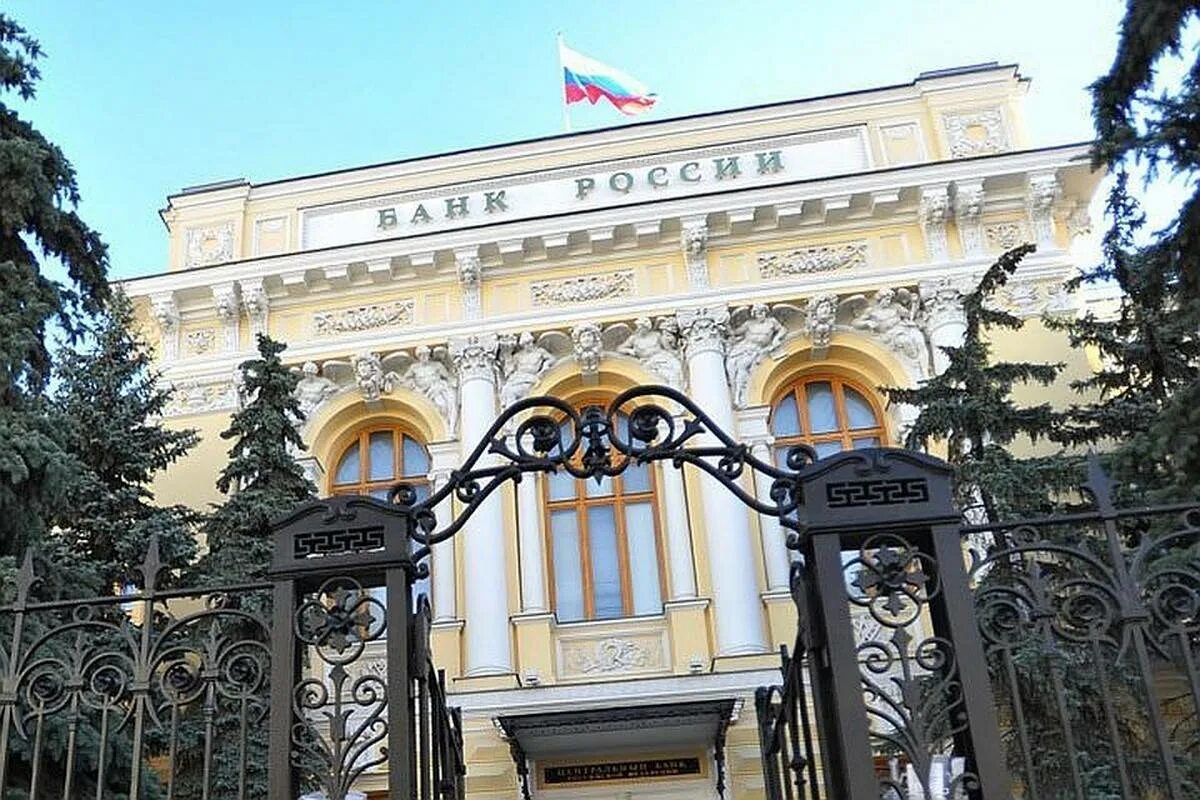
{"left": 292, "top": 526, "right": 387, "bottom": 558}
{"left": 824, "top": 478, "right": 930, "bottom": 508}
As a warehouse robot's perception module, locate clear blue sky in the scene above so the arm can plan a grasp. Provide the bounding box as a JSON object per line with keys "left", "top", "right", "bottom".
{"left": 9, "top": 1, "right": 1127, "bottom": 279}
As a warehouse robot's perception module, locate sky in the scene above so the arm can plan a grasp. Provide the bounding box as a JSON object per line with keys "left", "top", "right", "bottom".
{"left": 8, "top": 1, "right": 1133, "bottom": 280}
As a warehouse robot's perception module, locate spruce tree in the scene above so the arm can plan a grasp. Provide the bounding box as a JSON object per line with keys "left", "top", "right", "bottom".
{"left": 197, "top": 333, "right": 316, "bottom": 584}
{"left": 1053, "top": 0, "right": 1200, "bottom": 502}
{"left": 0, "top": 13, "right": 109, "bottom": 557}
{"left": 883, "top": 244, "right": 1079, "bottom": 519}
{"left": 52, "top": 291, "right": 199, "bottom": 591}
{"left": 174, "top": 335, "right": 314, "bottom": 799}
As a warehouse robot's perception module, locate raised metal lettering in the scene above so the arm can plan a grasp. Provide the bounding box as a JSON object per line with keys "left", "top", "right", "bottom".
{"left": 444, "top": 196, "right": 469, "bottom": 219}
{"left": 713, "top": 157, "right": 741, "bottom": 180}
{"left": 609, "top": 172, "right": 634, "bottom": 194}
{"left": 679, "top": 162, "right": 701, "bottom": 182}
{"left": 484, "top": 190, "right": 508, "bottom": 213}
{"left": 377, "top": 208, "right": 398, "bottom": 229}
{"left": 647, "top": 166, "right": 669, "bottom": 188}
{"left": 755, "top": 150, "right": 784, "bottom": 174}
{"left": 575, "top": 177, "right": 596, "bottom": 199}
{"left": 411, "top": 204, "right": 432, "bottom": 224}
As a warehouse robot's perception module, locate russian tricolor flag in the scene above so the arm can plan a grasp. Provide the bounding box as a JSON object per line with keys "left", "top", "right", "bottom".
{"left": 559, "top": 38, "right": 657, "bottom": 117}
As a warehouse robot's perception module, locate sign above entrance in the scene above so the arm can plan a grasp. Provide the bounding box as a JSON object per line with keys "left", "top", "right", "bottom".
{"left": 299, "top": 127, "right": 871, "bottom": 250}
{"left": 542, "top": 756, "right": 703, "bottom": 786}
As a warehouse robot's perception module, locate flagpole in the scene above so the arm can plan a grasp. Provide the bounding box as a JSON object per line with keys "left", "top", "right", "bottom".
{"left": 557, "top": 32, "right": 572, "bottom": 133}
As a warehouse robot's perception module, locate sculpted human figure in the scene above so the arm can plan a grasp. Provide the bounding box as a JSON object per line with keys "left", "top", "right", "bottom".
{"left": 293, "top": 361, "right": 339, "bottom": 418}
{"left": 500, "top": 332, "right": 555, "bottom": 408}
{"left": 403, "top": 346, "right": 459, "bottom": 436}
{"left": 850, "top": 288, "right": 929, "bottom": 370}
{"left": 726, "top": 304, "right": 787, "bottom": 407}
{"left": 619, "top": 317, "right": 684, "bottom": 389}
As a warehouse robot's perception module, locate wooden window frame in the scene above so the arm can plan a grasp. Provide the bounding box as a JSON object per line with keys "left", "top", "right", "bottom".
{"left": 770, "top": 373, "right": 889, "bottom": 454}
{"left": 541, "top": 404, "right": 668, "bottom": 622}
{"left": 328, "top": 425, "right": 431, "bottom": 498}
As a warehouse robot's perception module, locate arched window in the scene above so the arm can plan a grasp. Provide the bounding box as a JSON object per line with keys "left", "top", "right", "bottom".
{"left": 329, "top": 426, "right": 431, "bottom": 501}
{"left": 543, "top": 410, "right": 666, "bottom": 623}
{"left": 770, "top": 375, "right": 888, "bottom": 463}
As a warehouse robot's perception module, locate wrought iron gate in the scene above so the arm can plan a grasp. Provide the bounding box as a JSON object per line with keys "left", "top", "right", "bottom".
{"left": 3, "top": 385, "right": 1195, "bottom": 799}
{"left": 754, "top": 450, "right": 1200, "bottom": 800}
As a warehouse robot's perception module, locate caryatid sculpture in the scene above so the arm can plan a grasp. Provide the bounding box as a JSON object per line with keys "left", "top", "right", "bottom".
{"left": 618, "top": 317, "right": 686, "bottom": 389}
{"left": 499, "top": 332, "right": 555, "bottom": 408}
{"left": 725, "top": 303, "right": 787, "bottom": 407}
{"left": 292, "top": 361, "right": 340, "bottom": 418}
{"left": 403, "top": 345, "right": 459, "bottom": 437}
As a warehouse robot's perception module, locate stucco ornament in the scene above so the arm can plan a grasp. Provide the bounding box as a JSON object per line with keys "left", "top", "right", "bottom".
{"left": 680, "top": 219, "right": 709, "bottom": 289}
{"left": 726, "top": 304, "right": 787, "bottom": 408}
{"left": 844, "top": 288, "right": 930, "bottom": 377}
{"left": 292, "top": 361, "right": 340, "bottom": 418}
{"left": 498, "top": 332, "right": 555, "bottom": 407}
{"left": 571, "top": 322, "right": 603, "bottom": 377}
{"left": 351, "top": 351, "right": 398, "bottom": 403}
{"left": 402, "top": 346, "right": 459, "bottom": 436}
{"left": 456, "top": 253, "right": 482, "bottom": 320}
{"left": 804, "top": 294, "right": 839, "bottom": 356}
{"left": 618, "top": 317, "right": 685, "bottom": 389}
{"left": 918, "top": 277, "right": 970, "bottom": 332}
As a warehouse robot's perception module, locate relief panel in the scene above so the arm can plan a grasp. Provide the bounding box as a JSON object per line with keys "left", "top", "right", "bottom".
{"left": 556, "top": 624, "right": 670, "bottom": 680}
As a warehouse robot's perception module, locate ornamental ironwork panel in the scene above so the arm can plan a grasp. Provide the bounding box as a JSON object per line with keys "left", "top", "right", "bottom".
{"left": 966, "top": 457, "right": 1200, "bottom": 799}
{"left": 0, "top": 538, "right": 274, "bottom": 799}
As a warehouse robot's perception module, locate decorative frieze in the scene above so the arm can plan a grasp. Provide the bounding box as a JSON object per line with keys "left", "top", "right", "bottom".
{"left": 757, "top": 241, "right": 867, "bottom": 279}
{"left": 942, "top": 108, "right": 1008, "bottom": 159}
{"left": 184, "top": 329, "right": 216, "bottom": 356}
{"left": 530, "top": 271, "right": 634, "bottom": 307}
{"left": 558, "top": 634, "right": 668, "bottom": 678}
{"left": 184, "top": 221, "right": 235, "bottom": 267}
{"left": 162, "top": 376, "right": 238, "bottom": 417}
{"left": 983, "top": 221, "right": 1030, "bottom": 252}
{"left": 313, "top": 299, "right": 415, "bottom": 336}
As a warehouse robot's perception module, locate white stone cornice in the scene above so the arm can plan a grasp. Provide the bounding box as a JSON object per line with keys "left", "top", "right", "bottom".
{"left": 122, "top": 144, "right": 1093, "bottom": 302}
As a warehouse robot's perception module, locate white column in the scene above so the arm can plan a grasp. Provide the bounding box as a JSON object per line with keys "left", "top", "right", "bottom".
{"left": 429, "top": 470, "right": 456, "bottom": 622}
{"left": 751, "top": 441, "right": 791, "bottom": 591}
{"left": 918, "top": 278, "right": 969, "bottom": 376}
{"left": 658, "top": 442, "right": 697, "bottom": 600}
{"left": 677, "top": 306, "right": 768, "bottom": 656}
{"left": 514, "top": 435, "right": 548, "bottom": 612}
{"left": 450, "top": 334, "right": 512, "bottom": 676}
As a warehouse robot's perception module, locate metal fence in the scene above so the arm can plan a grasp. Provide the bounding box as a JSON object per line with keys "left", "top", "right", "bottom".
{"left": 755, "top": 454, "right": 1200, "bottom": 800}
{"left": 0, "top": 499, "right": 466, "bottom": 800}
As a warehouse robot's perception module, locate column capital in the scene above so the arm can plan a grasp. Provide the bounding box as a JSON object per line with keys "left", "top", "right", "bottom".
{"left": 450, "top": 333, "right": 499, "bottom": 384}
{"left": 676, "top": 305, "right": 729, "bottom": 359}
{"left": 918, "top": 276, "right": 971, "bottom": 333}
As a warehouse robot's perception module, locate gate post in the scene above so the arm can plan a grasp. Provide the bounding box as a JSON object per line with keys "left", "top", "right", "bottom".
{"left": 268, "top": 494, "right": 420, "bottom": 800}
{"left": 797, "top": 448, "right": 1009, "bottom": 800}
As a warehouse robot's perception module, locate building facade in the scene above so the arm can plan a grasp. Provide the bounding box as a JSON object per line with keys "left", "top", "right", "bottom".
{"left": 122, "top": 63, "right": 1101, "bottom": 799}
